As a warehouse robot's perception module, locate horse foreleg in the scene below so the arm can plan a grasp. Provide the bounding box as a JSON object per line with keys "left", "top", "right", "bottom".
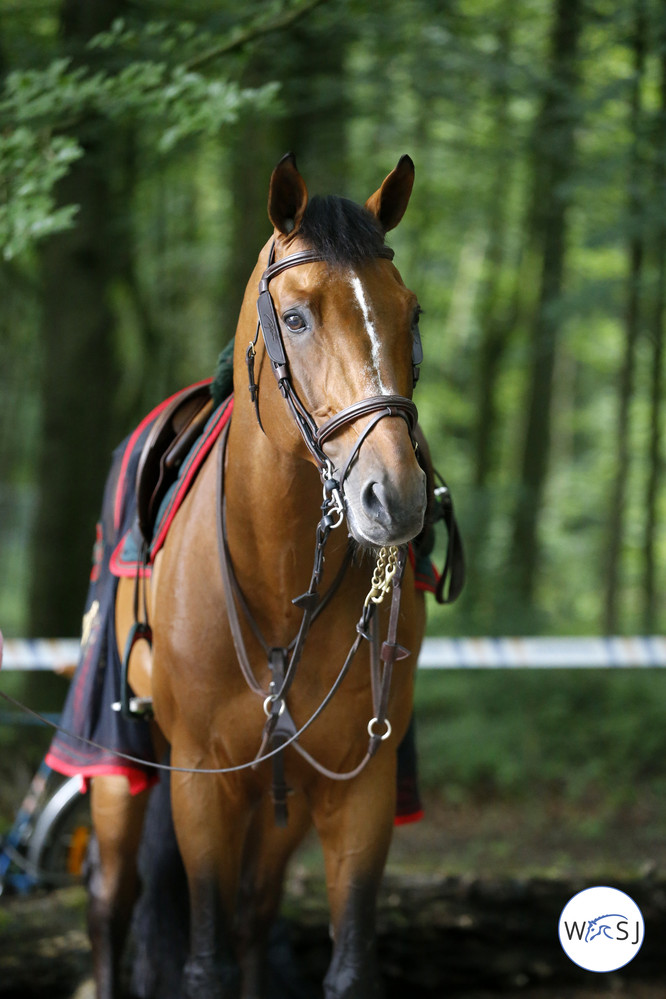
{"left": 237, "top": 791, "right": 312, "bottom": 999}
{"left": 313, "top": 760, "right": 397, "bottom": 999}
{"left": 88, "top": 775, "right": 150, "bottom": 999}
{"left": 170, "top": 770, "right": 249, "bottom": 999}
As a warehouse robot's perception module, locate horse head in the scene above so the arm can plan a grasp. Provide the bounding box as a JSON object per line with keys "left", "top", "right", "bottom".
{"left": 241, "top": 153, "right": 427, "bottom": 548}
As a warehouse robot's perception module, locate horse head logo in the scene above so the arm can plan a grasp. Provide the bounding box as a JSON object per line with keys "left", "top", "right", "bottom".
{"left": 584, "top": 913, "right": 627, "bottom": 943}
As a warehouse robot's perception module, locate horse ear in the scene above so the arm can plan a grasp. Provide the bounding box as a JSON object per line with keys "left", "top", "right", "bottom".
{"left": 268, "top": 152, "right": 309, "bottom": 236}
{"left": 365, "top": 155, "right": 415, "bottom": 233}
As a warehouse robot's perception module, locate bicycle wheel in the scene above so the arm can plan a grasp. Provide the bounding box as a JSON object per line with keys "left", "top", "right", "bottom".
{"left": 26, "top": 776, "right": 91, "bottom": 887}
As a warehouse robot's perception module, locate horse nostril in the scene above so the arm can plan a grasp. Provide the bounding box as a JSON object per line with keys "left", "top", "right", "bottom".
{"left": 360, "top": 480, "right": 391, "bottom": 527}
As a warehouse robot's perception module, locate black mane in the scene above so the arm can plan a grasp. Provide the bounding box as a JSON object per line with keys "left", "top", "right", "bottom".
{"left": 298, "top": 195, "right": 386, "bottom": 264}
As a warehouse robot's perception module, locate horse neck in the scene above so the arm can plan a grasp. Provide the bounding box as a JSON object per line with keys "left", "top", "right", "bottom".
{"left": 223, "top": 408, "right": 339, "bottom": 642}
{"left": 222, "top": 245, "right": 338, "bottom": 636}
{"left": 225, "top": 403, "right": 322, "bottom": 554}
{"left": 222, "top": 241, "right": 352, "bottom": 638}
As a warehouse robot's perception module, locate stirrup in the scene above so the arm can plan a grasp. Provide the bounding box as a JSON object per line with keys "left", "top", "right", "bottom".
{"left": 112, "top": 621, "right": 154, "bottom": 720}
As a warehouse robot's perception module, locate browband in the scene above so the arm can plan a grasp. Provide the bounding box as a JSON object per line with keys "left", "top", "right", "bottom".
{"left": 259, "top": 245, "right": 395, "bottom": 290}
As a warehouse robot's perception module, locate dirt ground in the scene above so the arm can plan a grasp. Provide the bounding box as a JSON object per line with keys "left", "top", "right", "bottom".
{"left": 2, "top": 795, "right": 665, "bottom": 998}
{"left": 387, "top": 793, "right": 666, "bottom": 881}
{"left": 1, "top": 873, "right": 664, "bottom": 998}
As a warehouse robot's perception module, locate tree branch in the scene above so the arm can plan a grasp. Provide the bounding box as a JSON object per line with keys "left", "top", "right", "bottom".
{"left": 185, "top": 0, "right": 327, "bottom": 72}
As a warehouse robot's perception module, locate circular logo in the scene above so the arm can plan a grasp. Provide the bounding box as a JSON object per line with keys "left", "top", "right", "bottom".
{"left": 558, "top": 886, "right": 644, "bottom": 972}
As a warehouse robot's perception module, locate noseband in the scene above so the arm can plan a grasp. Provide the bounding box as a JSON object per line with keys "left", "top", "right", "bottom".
{"left": 246, "top": 241, "right": 423, "bottom": 525}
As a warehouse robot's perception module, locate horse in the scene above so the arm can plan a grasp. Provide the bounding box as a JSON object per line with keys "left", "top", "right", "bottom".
{"left": 87, "top": 153, "right": 428, "bottom": 999}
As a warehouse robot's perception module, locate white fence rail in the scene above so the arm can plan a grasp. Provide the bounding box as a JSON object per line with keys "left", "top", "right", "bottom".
{"left": 417, "top": 635, "right": 666, "bottom": 669}
{"left": 2, "top": 636, "right": 666, "bottom": 672}
{"left": 2, "top": 639, "right": 80, "bottom": 672}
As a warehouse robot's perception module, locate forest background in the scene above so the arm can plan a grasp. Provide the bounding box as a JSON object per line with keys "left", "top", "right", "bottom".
{"left": 1, "top": 0, "right": 665, "bottom": 862}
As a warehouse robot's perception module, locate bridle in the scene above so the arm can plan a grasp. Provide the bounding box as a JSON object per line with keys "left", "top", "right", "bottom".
{"left": 246, "top": 241, "right": 423, "bottom": 527}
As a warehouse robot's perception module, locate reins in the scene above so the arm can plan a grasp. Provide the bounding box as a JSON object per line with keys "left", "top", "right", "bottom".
{"left": 231, "top": 240, "right": 427, "bottom": 819}
{"left": 0, "top": 424, "right": 407, "bottom": 788}
{"left": 215, "top": 419, "right": 350, "bottom": 706}
{"left": 214, "top": 414, "right": 410, "bottom": 821}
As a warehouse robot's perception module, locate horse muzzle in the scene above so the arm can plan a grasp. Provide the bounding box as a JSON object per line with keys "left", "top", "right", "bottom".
{"left": 344, "top": 459, "right": 427, "bottom": 547}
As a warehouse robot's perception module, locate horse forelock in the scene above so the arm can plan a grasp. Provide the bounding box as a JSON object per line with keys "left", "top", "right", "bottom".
{"left": 298, "top": 195, "right": 386, "bottom": 265}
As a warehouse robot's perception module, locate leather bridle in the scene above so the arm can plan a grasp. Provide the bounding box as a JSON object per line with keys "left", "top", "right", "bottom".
{"left": 246, "top": 241, "right": 423, "bottom": 525}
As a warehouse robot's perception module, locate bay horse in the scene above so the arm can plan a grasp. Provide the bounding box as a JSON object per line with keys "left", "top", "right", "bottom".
{"left": 90, "top": 153, "right": 428, "bottom": 999}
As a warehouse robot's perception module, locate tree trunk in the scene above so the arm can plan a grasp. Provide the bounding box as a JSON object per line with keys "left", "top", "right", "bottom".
{"left": 473, "top": 19, "right": 514, "bottom": 492}
{"left": 28, "top": 0, "right": 127, "bottom": 637}
{"left": 643, "top": 18, "right": 666, "bottom": 633}
{"left": 602, "top": 0, "right": 647, "bottom": 633}
{"left": 506, "top": 0, "right": 583, "bottom": 613}
{"left": 465, "top": 17, "right": 520, "bottom": 622}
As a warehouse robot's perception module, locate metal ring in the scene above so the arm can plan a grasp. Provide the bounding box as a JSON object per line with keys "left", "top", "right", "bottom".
{"left": 367, "top": 717, "right": 392, "bottom": 741}
{"left": 263, "top": 696, "right": 286, "bottom": 718}
{"left": 321, "top": 473, "right": 346, "bottom": 530}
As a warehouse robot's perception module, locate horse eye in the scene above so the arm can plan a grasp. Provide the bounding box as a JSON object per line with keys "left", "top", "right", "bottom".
{"left": 283, "top": 311, "right": 307, "bottom": 333}
{"left": 412, "top": 306, "right": 424, "bottom": 329}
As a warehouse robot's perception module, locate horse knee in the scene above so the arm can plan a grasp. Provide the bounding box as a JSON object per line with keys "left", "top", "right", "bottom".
{"left": 86, "top": 834, "right": 138, "bottom": 939}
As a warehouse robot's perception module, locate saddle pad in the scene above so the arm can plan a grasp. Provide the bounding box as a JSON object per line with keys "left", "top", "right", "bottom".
{"left": 45, "top": 384, "right": 231, "bottom": 793}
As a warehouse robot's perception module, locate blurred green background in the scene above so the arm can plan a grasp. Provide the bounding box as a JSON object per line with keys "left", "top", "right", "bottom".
{"left": 1, "top": 0, "right": 665, "bottom": 867}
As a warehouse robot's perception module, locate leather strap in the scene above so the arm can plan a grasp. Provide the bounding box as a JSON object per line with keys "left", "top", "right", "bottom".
{"left": 216, "top": 422, "right": 265, "bottom": 697}
{"left": 217, "top": 421, "right": 355, "bottom": 708}
{"left": 290, "top": 553, "right": 409, "bottom": 781}
{"left": 315, "top": 395, "right": 418, "bottom": 447}
{"left": 259, "top": 245, "right": 394, "bottom": 288}
{"left": 433, "top": 476, "right": 466, "bottom": 605}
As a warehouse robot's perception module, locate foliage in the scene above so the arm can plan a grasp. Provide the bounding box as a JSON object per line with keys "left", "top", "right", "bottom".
{"left": 414, "top": 668, "right": 666, "bottom": 809}
{"left": 0, "top": 128, "right": 82, "bottom": 260}
{"left": 0, "top": 12, "right": 283, "bottom": 260}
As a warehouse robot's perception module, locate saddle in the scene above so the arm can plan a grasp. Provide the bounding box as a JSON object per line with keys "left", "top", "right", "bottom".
{"left": 135, "top": 383, "right": 214, "bottom": 545}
